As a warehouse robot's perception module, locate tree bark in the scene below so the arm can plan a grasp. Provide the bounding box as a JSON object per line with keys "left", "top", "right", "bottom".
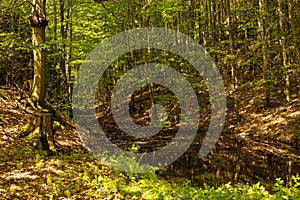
{"left": 258, "top": 0, "right": 271, "bottom": 107}
{"left": 18, "top": 0, "right": 56, "bottom": 153}
{"left": 278, "top": 0, "right": 291, "bottom": 103}
{"left": 30, "top": 0, "right": 47, "bottom": 106}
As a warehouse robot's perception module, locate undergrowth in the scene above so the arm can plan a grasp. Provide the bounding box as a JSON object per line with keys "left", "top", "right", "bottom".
{"left": 1, "top": 145, "right": 300, "bottom": 199}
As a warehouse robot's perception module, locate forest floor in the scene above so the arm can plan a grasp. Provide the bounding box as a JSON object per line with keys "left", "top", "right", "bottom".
{"left": 0, "top": 84, "right": 300, "bottom": 198}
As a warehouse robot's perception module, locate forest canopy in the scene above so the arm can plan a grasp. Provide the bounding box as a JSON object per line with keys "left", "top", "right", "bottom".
{"left": 0, "top": 0, "right": 300, "bottom": 198}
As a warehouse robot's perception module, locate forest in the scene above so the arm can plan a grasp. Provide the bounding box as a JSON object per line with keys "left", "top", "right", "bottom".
{"left": 0, "top": 0, "right": 300, "bottom": 199}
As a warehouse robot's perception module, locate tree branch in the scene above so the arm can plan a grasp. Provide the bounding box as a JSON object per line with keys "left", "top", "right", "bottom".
{"left": 1, "top": 0, "right": 29, "bottom": 13}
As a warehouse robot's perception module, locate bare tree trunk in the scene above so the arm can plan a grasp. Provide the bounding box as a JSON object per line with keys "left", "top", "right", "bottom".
{"left": 59, "top": 0, "right": 72, "bottom": 113}
{"left": 60, "top": 0, "right": 67, "bottom": 89}
{"left": 17, "top": 0, "right": 56, "bottom": 153}
{"left": 278, "top": 0, "right": 291, "bottom": 103}
{"left": 67, "top": 0, "right": 73, "bottom": 106}
{"left": 258, "top": 0, "right": 271, "bottom": 107}
{"left": 288, "top": 0, "right": 300, "bottom": 97}
{"left": 30, "top": 0, "right": 47, "bottom": 106}
{"left": 53, "top": 0, "right": 58, "bottom": 67}
{"left": 226, "top": 0, "right": 240, "bottom": 122}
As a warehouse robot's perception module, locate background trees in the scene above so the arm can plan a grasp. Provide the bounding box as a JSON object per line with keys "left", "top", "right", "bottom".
{"left": 1, "top": 0, "right": 299, "bottom": 111}
{"left": 49, "top": 0, "right": 299, "bottom": 115}
{"left": 0, "top": 0, "right": 300, "bottom": 190}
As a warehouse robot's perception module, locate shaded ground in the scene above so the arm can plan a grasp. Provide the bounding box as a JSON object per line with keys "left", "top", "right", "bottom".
{"left": 0, "top": 84, "right": 300, "bottom": 198}
{"left": 165, "top": 83, "right": 300, "bottom": 188}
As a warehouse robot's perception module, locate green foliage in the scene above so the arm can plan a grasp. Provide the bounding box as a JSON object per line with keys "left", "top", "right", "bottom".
{"left": 98, "top": 145, "right": 157, "bottom": 175}
{"left": 0, "top": 1, "right": 32, "bottom": 86}
{"left": 1, "top": 0, "right": 299, "bottom": 113}
{"left": 1, "top": 142, "right": 300, "bottom": 199}
{"left": 272, "top": 177, "right": 300, "bottom": 199}
{"left": 41, "top": 152, "right": 300, "bottom": 199}
{"left": 1, "top": 0, "right": 300, "bottom": 197}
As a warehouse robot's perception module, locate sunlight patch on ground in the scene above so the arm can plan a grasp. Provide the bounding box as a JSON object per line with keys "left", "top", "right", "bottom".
{"left": 0, "top": 171, "right": 37, "bottom": 180}
{"left": 286, "top": 110, "right": 300, "bottom": 118}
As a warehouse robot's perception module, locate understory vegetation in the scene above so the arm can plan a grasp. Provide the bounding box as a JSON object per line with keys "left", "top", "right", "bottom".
{"left": 1, "top": 0, "right": 300, "bottom": 198}
{"left": 1, "top": 144, "right": 300, "bottom": 199}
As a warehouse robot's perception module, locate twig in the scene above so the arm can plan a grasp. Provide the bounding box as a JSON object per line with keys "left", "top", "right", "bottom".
{"left": 0, "top": 0, "right": 35, "bottom": 13}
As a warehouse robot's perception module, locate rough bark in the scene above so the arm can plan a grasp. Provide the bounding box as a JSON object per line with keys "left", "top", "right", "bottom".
{"left": 18, "top": 0, "right": 56, "bottom": 153}
{"left": 18, "top": 110, "right": 56, "bottom": 153}
{"left": 30, "top": 0, "right": 47, "bottom": 106}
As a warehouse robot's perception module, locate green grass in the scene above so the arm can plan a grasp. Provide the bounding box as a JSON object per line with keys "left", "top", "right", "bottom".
{"left": 1, "top": 144, "right": 300, "bottom": 199}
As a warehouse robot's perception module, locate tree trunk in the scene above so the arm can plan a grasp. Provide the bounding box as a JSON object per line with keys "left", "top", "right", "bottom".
{"left": 60, "top": 0, "right": 68, "bottom": 93}
{"left": 17, "top": 0, "right": 56, "bottom": 153}
{"left": 18, "top": 111, "right": 56, "bottom": 153}
{"left": 30, "top": 0, "right": 47, "bottom": 106}
{"left": 226, "top": 0, "right": 240, "bottom": 122}
{"left": 59, "top": 0, "right": 72, "bottom": 114}
{"left": 258, "top": 0, "right": 271, "bottom": 107}
{"left": 278, "top": 0, "right": 291, "bottom": 103}
{"left": 288, "top": 0, "right": 299, "bottom": 98}
{"left": 68, "top": 0, "right": 73, "bottom": 106}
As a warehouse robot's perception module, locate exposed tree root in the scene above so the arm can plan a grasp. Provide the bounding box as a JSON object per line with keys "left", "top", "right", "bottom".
{"left": 16, "top": 109, "right": 56, "bottom": 154}
{"left": 16, "top": 98, "right": 75, "bottom": 154}
{"left": 45, "top": 100, "right": 75, "bottom": 129}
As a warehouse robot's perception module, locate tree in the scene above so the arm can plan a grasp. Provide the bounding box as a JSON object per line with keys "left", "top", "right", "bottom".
{"left": 278, "top": 0, "right": 291, "bottom": 103}
{"left": 258, "top": 0, "right": 272, "bottom": 107}
{"left": 17, "top": 0, "right": 56, "bottom": 153}
{"left": 29, "top": 0, "right": 48, "bottom": 105}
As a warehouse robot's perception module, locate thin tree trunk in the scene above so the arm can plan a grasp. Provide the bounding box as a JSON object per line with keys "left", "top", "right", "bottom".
{"left": 60, "top": 0, "right": 67, "bottom": 87}
{"left": 278, "top": 0, "right": 291, "bottom": 103}
{"left": 288, "top": 0, "right": 298, "bottom": 58}
{"left": 67, "top": 0, "right": 73, "bottom": 106}
{"left": 226, "top": 0, "right": 240, "bottom": 122}
{"left": 258, "top": 0, "right": 271, "bottom": 106}
{"left": 53, "top": 0, "right": 57, "bottom": 67}
{"left": 59, "top": 0, "right": 72, "bottom": 112}
{"left": 288, "top": 0, "right": 300, "bottom": 97}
